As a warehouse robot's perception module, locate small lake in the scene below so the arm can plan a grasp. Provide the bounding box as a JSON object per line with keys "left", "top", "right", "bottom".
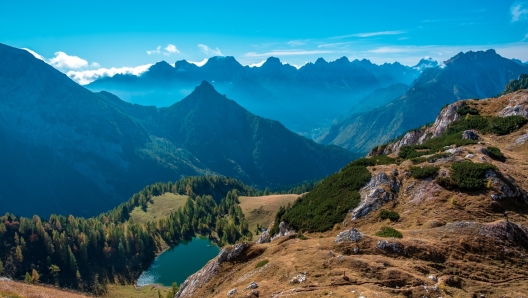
{"left": 136, "top": 237, "right": 220, "bottom": 287}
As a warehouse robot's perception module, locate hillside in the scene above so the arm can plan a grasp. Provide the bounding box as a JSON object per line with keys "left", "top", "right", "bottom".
{"left": 87, "top": 56, "right": 420, "bottom": 137}
{"left": 175, "top": 90, "right": 528, "bottom": 297}
{"left": 320, "top": 50, "right": 528, "bottom": 154}
{"left": 0, "top": 43, "right": 353, "bottom": 217}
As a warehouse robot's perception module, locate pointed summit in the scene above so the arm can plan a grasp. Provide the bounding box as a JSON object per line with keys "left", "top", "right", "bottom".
{"left": 174, "top": 59, "right": 199, "bottom": 72}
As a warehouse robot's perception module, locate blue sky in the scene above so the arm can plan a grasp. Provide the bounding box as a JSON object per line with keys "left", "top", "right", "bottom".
{"left": 2, "top": 0, "right": 528, "bottom": 84}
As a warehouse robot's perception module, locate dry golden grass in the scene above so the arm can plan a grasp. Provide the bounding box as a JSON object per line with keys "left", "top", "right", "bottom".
{"left": 239, "top": 194, "right": 300, "bottom": 236}
{"left": 103, "top": 284, "right": 171, "bottom": 298}
{"left": 130, "top": 193, "right": 188, "bottom": 224}
{"left": 0, "top": 279, "right": 90, "bottom": 298}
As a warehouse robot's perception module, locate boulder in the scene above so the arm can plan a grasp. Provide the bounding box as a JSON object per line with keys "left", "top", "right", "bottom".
{"left": 462, "top": 130, "right": 479, "bottom": 140}
{"left": 334, "top": 228, "right": 363, "bottom": 243}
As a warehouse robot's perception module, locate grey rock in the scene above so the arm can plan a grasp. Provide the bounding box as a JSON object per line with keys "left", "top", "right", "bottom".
{"left": 289, "top": 273, "right": 306, "bottom": 284}
{"left": 462, "top": 130, "right": 479, "bottom": 140}
{"left": 334, "top": 228, "right": 363, "bottom": 243}
{"left": 227, "top": 288, "right": 237, "bottom": 297}
{"left": 246, "top": 281, "right": 258, "bottom": 289}
{"left": 352, "top": 172, "right": 399, "bottom": 220}
{"left": 376, "top": 240, "right": 404, "bottom": 254}
{"left": 255, "top": 229, "right": 270, "bottom": 244}
{"left": 270, "top": 222, "right": 296, "bottom": 241}
{"left": 514, "top": 134, "right": 528, "bottom": 145}
{"left": 465, "top": 154, "right": 475, "bottom": 158}
{"left": 176, "top": 243, "right": 248, "bottom": 298}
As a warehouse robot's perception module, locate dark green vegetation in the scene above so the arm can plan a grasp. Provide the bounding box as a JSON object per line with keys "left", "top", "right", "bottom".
{"left": 436, "top": 177, "right": 458, "bottom": 190}
{"left": 0, "top": 176, "right": 254, "bottom": 294}
{"left": 0, "top": 43, "right": 354, "bottom": 218}
{"left": 255, "top": 259, "right": 269, "bottom": 268}
{"left": 375, "top": 227, "right": 403, "bottom": 238}
{"left": 398, "top": 115, "right": 527, "bottom": 160}
{"left": 450, "top": 161, "right": 497, "bottom": 191}
{"left": 501, "top": 74, "right": 528, "bottom": 95}
{"left": 410, "top": 166, "right": 440, "bottom": 179}
{"left": 320, "top": 50, "right": 528, "bottom": 153}
{"left": 273, "top": 161, "right": 375, "bottom": 233}
{"left": 487, "top": 146, "right": 506, "bottom": 162}
{"left": 379, "top": 210, "right": 400, "bottom": 221}
{"left": 456, "top": 105, "right": 479, "bottom": 116}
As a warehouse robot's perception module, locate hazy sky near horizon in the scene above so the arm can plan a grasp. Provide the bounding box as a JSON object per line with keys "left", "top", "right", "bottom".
{"left": 2, "top": 0, "right": 528, "bottom": 84}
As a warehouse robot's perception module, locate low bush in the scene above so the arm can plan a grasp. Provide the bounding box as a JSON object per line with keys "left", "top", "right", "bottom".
{"left": 379, "top": 210, "right": 400, "bottom": 221}
{"left": 486, "top": 146, "right": 505, "bottom": 162}
{"left": 255, "top": 259, "right": 269, "bottom": 268}
{"left": 375, "top": 226, "right": 403, "bottom": 238}
{"left": 436, "top": 177, "right": 457, "bottom": 190}
{"left": 456, "top": 105, "right": 479, "bottom": 116}
{"left": 450, "top": 161, "right": 497, "bottom": 191}
{"left": 410, "top": 166, "right": 439, "bottom": 179}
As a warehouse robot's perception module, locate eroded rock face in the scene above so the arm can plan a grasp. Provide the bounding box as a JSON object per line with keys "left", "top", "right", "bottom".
{"left": 175, "top": 243, "right": 249, "bottom": 298}
{"left": 376, "top": 240, "right": 404, "bottom": 254}
{"left": 256, "top": 229, "right": 270, "bottom": 244}
{"left": 372, "top": 102, "right": 464, "bottom": 156}
{"left": 486, "top": 170, "right": 528, "bottom": 203}
{"left": 270, "top": 222, "right": 296, "bottom": 242}
{"left": 351, "top": 172, "right": 400, "bottom": 220}
{"left": 334, "top": 228, "right": 363, "bottom": 243}
{"left": 498, "top": 92, "right": 528, "bottom": 117}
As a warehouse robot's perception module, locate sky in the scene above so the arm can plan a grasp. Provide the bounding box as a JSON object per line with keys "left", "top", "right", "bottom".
{"left": 2, "top": 0, "right": 528, "bottom": 84}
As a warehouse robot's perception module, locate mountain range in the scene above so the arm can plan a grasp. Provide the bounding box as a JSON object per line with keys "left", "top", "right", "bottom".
{"left": 87, "top": 56, "right": 422, "bottom": 138}
{"left": 0, "top": 43, "right": 354, "bottom": 217}
{"left": 319, "top": 49, "right": 528, "bottom": 153}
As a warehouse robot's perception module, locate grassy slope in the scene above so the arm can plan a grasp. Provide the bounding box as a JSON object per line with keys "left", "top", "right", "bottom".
{"left": 239, "top": 195, "right": 300, "bottom": 236}
{"left": 0, "top": 279, "right": 90, "bottom": 298}
{"left": 129, "top": 193, "right": 188, "bottom": 224}
{"left": 104, "top": 284, "right": 171, "bottom": 298}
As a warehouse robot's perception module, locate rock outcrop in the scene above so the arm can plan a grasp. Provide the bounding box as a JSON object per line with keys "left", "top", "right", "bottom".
{"left": 351, "top": 172, "right": 400, "bottom": 220}
{"left": 498, "top": 91, "right": 528, "bottom": 117}
{"left": 334, "top": 228, "right": 363, "bottom": 243}
{"left": 175, "top": 243, "right": 249, "bottom": 298}
{"left": 270, "top": 222, "right": 296, "bottom": 242}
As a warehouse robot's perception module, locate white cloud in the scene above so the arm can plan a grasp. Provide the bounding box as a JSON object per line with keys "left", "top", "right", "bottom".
{"left": 66, "top": 64, "right": 153, "bottom": 85}
{"left": 48, "top": 51, "right": 88, "bottom": 69}
{"left": 198, "top": 44, "right": 223, "bottom": 56}
{"left": 317, "top": 42, "right": 352, "bottom": 48}
{"left": 91, "top": 62, "right": 100, "bottom": 67}
{"left": 147, "top": 44, "right": 180, "bottom": 56}
{"left": 188, "top": 58, "right": 208, "bottom": 67}
{"left": 332, "top": 30, "right": 406, "bottom": 39}
{"left": 164, "top": 44, "right": 180, "bottom": 54}
{"left": 287, "top": 40, "right": 308, "bottom": 46}
{"left": 245, "top": 50, "right": 334, "bottom": 57}
{"left": 147, "top": 46, "right": 161, "bottom": 55}
{"left": 511, "top": 2, "right": 528, "bottom": 22}
{"left": 22, "top": 48, "right": 45, "bottom": 60}
{"left": 247, "top": 60, "right": 267, "bottom": 67}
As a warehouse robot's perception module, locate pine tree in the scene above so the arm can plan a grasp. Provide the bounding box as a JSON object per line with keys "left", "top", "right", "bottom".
{"left": 24, "top": 272, "right": 32, "bottom": 284}
{"left": 31, "top": 269, "right": 39, "bottom": 283}
{"left": 15, "top": 246, "right": 23, "bottom": 263}
{"left": 0, "top": 259, "right": 4, "bottom": 275}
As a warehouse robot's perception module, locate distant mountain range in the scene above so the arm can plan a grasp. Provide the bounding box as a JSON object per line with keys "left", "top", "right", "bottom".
{"left": 87, "top": 56, "right": 421, "bottom": 138}
{"left": 0, "top": 43, "right": 354, "bottom": 217}
{"left": 319, "top": 49, "right": 528, "bottom": 153}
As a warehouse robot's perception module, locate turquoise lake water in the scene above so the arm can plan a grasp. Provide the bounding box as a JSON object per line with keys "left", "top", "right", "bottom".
{"left": 136, "top": 237, "right": 220, "bottom": 287}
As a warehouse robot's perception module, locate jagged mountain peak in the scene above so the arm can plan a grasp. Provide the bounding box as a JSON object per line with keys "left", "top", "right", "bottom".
{"left": 174, "top": 59, "right": 199, "bottom": 71}
{"left": 413, "top": 57, "right": 439, "bottom": 71}
{"left": 314, "top": 57, "right": 328, "bottom": 65}
{"left": 203, "top": 56, "right": 242, "bottom": 69}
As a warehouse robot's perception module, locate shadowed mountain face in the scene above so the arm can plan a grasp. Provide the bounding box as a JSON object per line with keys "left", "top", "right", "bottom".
{"left": 87, "top": 56, "right": 420, "bottom": 138}
{"left": 320, "top": 50, "right": 528, "bottom": 154}
{"left": 0, "top": 43, "right": 355, "bottom": 217}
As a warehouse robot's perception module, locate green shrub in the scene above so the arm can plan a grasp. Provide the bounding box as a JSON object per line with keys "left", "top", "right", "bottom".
{"left": 488, "top": 116, "right": 527, "bottom": 135}
{"left": 436, "top": 177, "right": 458, "bottom": 190}
{"left": 456, "top": 105, "right": 479, "bottom": 115}
{"left": 375, "top": 226, "right": 403, "bottom": 238}
{"left": 379, "top": 210, "right": 400, "bottom": 221}
{"left": 487, "top": 146, "right": 505, "bottom": 162}
{"left": 279, "top": 165, "right": 372, "bottom": 232}
{"left": 350, "top": 155, "right": 395, "bottom": 167}
{"left": 255, "top": 259, "right": 269, "bottom": 268}
{"left": 450, "top": 161, "right": 497, "bottom": 191}
{"left": 410, "top": 166, "right": 439, "bottom": 179}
